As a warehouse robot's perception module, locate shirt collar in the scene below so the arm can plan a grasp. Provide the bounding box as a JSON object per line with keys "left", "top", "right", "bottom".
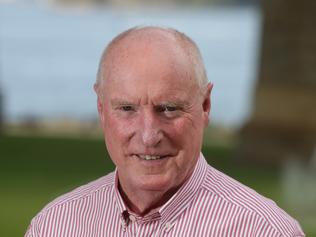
{"left": 113, "top": 153, "right": 208, "bottom": 224}
{"left": 159, "top": 153, "right": 208, "bottom": 224}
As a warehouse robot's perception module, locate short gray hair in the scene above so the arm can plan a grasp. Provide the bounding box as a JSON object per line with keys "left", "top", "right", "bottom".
{"left": 95, "top": 26, "right": 208, "bottom": 90}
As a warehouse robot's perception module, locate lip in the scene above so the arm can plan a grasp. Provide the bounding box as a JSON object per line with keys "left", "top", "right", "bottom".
{"left": 131, "top": 153, "right": 173, "bottom": 162}
{"left": 135, "top": 154, "right": 169, "bottom": 159}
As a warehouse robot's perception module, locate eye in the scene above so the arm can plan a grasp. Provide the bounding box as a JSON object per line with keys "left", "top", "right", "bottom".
{"left": 118, "top": 105, "right": 135, "bottom": 112}
{"left": 165, "top": 105, "right": 177, "bottom": 112}
{"left": 155, "top": 104, "right": 180, "bottom": 117}
{"left": 156, "top": 105, "right": 178, "bottom": 112}
{"left": 122, "top": 105, "right": 133, "bottom": 111}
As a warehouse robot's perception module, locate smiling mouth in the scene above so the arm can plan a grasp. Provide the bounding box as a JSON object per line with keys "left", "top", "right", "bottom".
{"left": 136, "top": 154, "right": 168, "bottom": 161}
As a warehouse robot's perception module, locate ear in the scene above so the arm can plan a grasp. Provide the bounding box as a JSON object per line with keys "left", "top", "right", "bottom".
{"left": 202, "top": 82, "right": 213, "bottom": 127}
{"left": 94, "top": 84, "right": 104, "bottom": 123}
{"left": 97, "top": 97, "right": 103, "bottom": 114}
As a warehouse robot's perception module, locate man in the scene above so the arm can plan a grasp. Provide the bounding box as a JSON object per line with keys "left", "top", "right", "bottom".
{"left": 25, "top": 26, "right": 305, "bottom": 236}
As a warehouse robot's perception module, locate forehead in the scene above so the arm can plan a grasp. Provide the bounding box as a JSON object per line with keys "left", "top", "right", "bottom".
{"left": 104, "top": 65, "right": 198, "bottom": 106}
{"left": 101, "top": 30, "right": 198, "bottom": 94}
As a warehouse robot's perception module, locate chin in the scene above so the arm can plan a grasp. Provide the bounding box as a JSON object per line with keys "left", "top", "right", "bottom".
{"left": 136, "top": 174, "right": 176, "bottom": 192}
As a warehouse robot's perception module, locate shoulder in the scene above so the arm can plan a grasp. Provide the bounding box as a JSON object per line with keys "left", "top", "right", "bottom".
{"left": 25, "top": 172, "right": 117, "bottom": 236}
{"left": 46, "top": 171, "right": 115, "bottom": 209}
{"left": 33, "top": 171, "right": 115, "bottom": 220}
{"left": 199, "top": 164, "right": 305, "bottom": 237}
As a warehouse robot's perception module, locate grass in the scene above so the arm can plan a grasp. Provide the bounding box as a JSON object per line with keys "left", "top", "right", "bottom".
{"left": 0, "top": 134, "right": 314, "bottom": 236}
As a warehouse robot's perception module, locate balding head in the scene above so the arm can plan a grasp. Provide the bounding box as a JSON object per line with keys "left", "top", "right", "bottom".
{"left": 95, "top": 26, "right": 208, "bottom": 93}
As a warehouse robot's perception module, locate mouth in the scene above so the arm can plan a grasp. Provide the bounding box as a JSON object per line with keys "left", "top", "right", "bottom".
{"left": 135, "top": 154, "right": 169, "bottom": 161}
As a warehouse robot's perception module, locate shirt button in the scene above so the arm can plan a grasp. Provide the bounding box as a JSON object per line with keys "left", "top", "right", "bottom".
{"left": 165, "top": 222, "right": 172, "bottom": 231}
{"left": 129, "top": 215, "right": 136, "bottom": 222}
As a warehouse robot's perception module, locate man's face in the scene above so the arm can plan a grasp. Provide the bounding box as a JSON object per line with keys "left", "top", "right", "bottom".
{"left": 97, "top": 38, "right": 211, "bottom": 195}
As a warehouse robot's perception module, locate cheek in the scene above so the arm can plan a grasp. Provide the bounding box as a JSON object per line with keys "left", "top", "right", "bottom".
{"left": 103, "top": 117, "right": 132, "bottom": 166}
{"left": 105, "top": 117, "right": 123, "bottom": 136}
{"left": 169, "top": 116, "right": 204, "bottom": 147}
{"left": 103, "top": 114, "right": 135, "bottom": 146}
{"left": 166, "top": 119, "right": 194, "bottom": 145}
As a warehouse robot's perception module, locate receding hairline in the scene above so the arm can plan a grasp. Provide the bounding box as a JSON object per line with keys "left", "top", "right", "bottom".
{"left": 95, "top": 26, "right": 208, "bottom": 90}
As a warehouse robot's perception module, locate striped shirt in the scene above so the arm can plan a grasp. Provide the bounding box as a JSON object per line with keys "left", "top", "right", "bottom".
{"left": 25, "top": 153, "right": 305, "bottom": 237}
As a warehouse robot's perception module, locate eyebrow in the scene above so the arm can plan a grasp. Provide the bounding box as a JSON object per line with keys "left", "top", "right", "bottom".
{"left": 110, "top": 99, "right": 136, "bottom": 107}
{"left": 158, "top": 100, "right": 189, "bottom": 108}
{"left": 110, "top": 98, "right": 190, "bottom": 108}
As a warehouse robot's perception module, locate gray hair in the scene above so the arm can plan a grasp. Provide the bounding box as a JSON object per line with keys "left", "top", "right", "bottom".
{"left": 95, "top": 26, "right": 208, "bottom": 90}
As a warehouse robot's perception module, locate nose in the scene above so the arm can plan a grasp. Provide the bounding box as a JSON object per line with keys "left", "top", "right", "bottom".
{"left": 140, "top": 109, "right": 163, "bottom": 147}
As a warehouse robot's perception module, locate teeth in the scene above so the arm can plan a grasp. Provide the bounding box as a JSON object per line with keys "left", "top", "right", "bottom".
{"left": 138, "top": 155, "right": 161, "bottom": 160}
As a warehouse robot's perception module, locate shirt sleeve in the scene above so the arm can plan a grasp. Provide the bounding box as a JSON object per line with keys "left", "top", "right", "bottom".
{"left": 252, "top": 215, "right": 306, "bottom": 237}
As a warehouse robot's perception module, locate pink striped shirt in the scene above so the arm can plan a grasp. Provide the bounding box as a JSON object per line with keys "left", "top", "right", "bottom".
{"left": 25, "top": 154, "right": 305, "bottom": 237}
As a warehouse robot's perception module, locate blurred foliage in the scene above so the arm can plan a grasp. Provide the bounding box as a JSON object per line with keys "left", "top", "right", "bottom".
{"left": 0, "top": 134, "right": 313, "bottom": 236}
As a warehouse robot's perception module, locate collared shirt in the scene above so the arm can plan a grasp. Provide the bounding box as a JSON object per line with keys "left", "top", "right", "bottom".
{"left": 25, "top": 153, "right": 305, "bottom": 237}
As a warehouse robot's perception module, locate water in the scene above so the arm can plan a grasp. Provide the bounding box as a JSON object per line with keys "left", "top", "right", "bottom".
{"left": 0, "top": 3, "right": 261, "bottom": 128}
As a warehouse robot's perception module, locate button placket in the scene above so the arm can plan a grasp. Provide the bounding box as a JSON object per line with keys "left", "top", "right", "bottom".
{"left": 120, "top": 214, "right": 128, "bottom": 233}
{"left": 121, "top": 220, "right": 127, "bottom": 232}
{"left": 129, "top": 215, "right": 138, "bottom": 237}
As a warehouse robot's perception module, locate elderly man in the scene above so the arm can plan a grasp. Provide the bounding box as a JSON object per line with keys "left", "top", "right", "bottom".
{"left": 25, "top": 26, "right": 305, "bottom": 237}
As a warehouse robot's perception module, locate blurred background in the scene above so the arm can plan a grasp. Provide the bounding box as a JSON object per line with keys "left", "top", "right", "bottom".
{"left": 0, "top": 0, "right": 315, "bottom": 236}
